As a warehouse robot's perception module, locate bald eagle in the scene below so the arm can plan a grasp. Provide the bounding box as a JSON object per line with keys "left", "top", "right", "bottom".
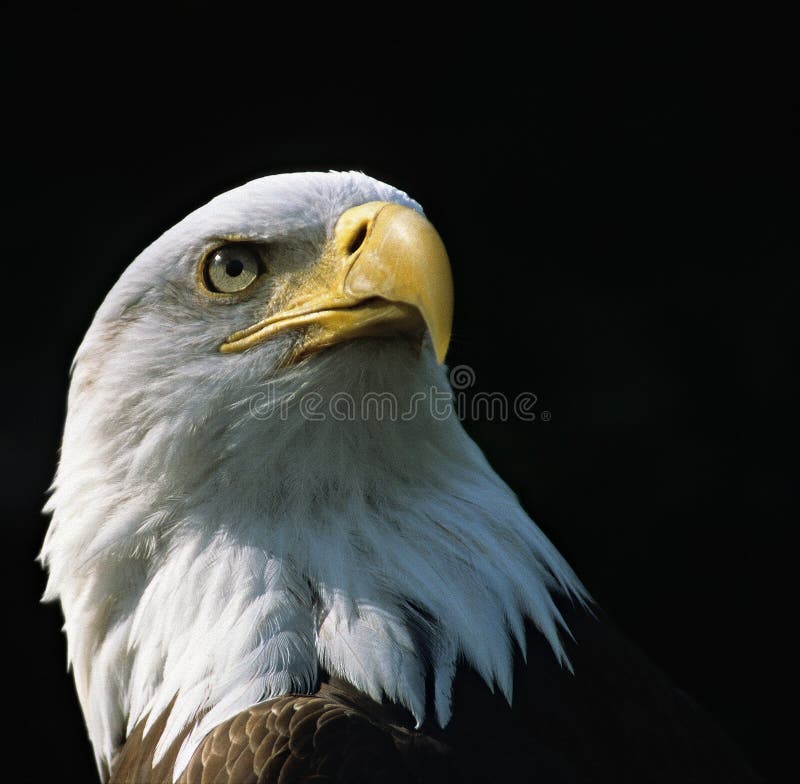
{"left": 41, "top": 172, "right": 759, "bottom": 783}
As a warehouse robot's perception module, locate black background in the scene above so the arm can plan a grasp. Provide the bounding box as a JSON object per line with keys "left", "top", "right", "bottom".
{"left": 6, "top": 2, "right": 795, "bottom": 781}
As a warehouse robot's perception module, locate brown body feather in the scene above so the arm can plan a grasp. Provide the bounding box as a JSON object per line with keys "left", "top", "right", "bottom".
{"left": 111, "top": 683, "right": 452, "bottom": 784}
{"left": 109, "top": 603, "right": 762, "bottom": 783}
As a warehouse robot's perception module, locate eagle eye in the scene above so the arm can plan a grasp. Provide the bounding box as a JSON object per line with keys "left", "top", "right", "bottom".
{"left": 203, "top": 244, "right": 264, "bottom": 293}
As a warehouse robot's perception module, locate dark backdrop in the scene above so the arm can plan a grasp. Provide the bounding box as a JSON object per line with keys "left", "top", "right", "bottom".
{"left": 6, "top": 2, "right": 794, "bottom": 781}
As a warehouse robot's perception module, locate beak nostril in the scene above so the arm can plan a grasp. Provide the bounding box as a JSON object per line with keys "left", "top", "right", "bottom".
{"left": 347, "top": 223, "right": 368, "bottom": 256}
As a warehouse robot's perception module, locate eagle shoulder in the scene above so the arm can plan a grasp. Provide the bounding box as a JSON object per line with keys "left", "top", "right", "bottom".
{"left": 109, "top": 683, "right": 454, "bottom": 784}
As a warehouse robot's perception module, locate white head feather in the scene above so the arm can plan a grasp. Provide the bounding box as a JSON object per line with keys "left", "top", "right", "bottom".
{"left": 40, "top": 171, "right": 587, "bottom": 781}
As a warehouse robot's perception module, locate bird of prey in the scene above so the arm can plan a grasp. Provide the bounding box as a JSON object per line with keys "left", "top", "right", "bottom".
{"left": 41, "top": 171, "right": 760, "bottom": 783}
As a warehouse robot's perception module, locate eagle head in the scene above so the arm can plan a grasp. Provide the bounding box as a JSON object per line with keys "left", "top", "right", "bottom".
{"left": 40, "top": 171, "right": 585, "bottom": 780}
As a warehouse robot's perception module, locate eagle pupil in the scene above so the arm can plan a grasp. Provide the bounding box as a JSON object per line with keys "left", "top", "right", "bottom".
{"left": 225, "top": 259, "right": 244, "bottom": 277}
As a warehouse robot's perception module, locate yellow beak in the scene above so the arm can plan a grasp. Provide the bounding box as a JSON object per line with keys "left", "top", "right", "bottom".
{"left": 220, "top": 202, "right": 454, "bottom": 363}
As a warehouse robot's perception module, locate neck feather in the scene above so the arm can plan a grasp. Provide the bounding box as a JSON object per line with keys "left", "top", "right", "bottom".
{"left": 41, "top": 346, "right": 587, "bottom": 780}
